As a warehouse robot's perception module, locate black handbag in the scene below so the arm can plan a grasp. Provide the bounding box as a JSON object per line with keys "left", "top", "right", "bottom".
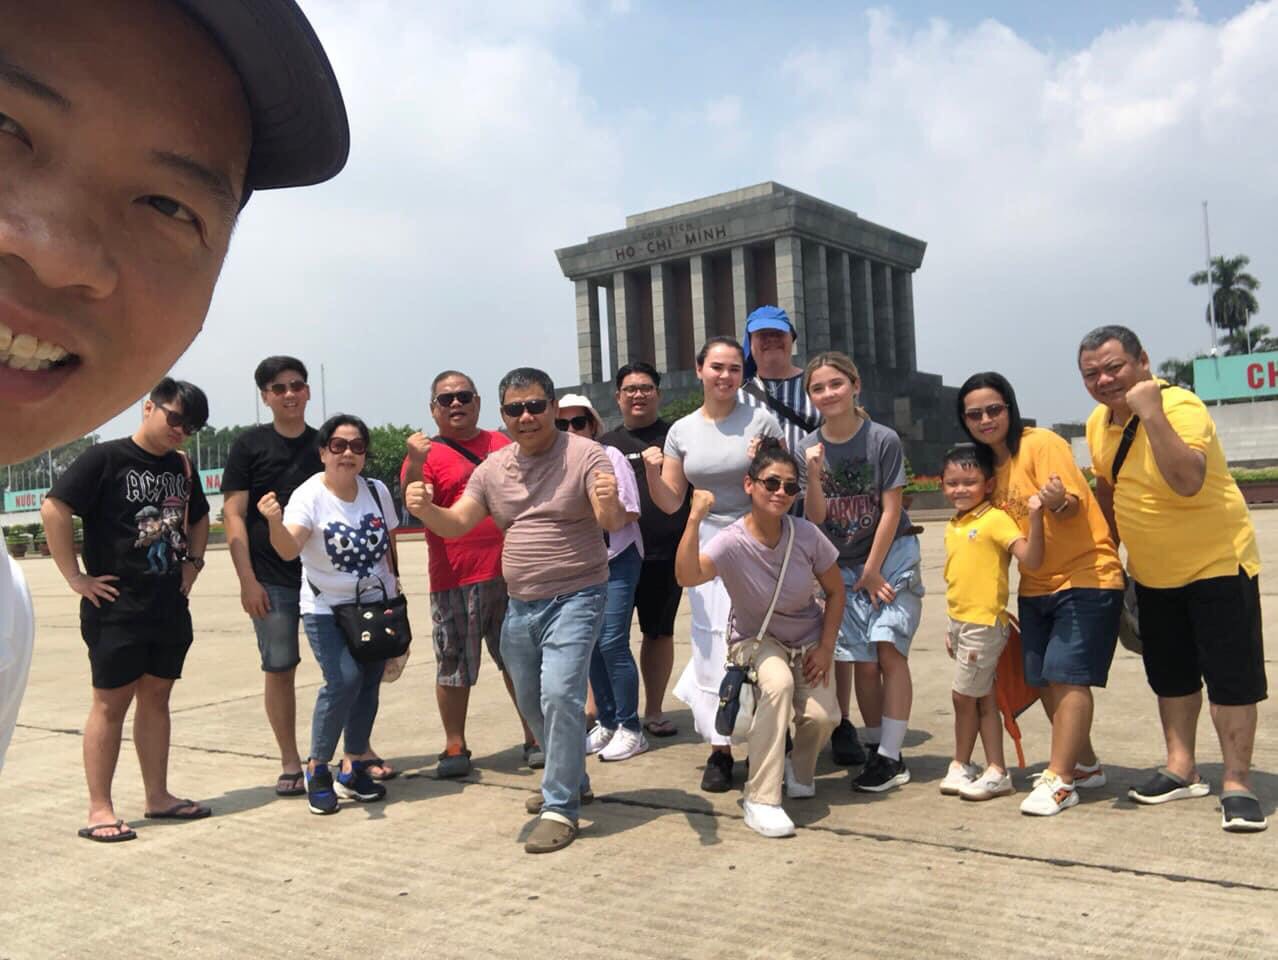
{"left": 714, "top": 516, "right": 795, "bottom": 741}
{"left": 324, "top": 479, "right": 412, "bottom": 664}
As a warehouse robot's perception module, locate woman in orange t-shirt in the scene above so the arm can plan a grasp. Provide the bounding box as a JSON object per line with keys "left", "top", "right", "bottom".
{"left": 957, "top": 372, "right": 1124, "bottom": 818}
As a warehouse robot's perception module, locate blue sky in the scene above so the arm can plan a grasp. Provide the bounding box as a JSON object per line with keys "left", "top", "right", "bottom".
{"left": 92, "top": 0, "right": 1273, "bottom": 442}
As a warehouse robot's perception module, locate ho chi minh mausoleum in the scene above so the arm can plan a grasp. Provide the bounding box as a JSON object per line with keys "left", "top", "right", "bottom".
{"left": 554, "top": 182, "right": 961, "bottom": 470}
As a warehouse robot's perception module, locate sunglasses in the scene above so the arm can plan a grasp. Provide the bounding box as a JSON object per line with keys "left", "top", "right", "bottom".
{"left": 433, "top": 390, "right": 475, "bottom": 407}
{"left": 501, "top": 399, "right": 549, "bottom": 418}
{"left": 620, "top": 384, "right": 656, "bottom": 397}
{"left": 754, "top": 476, "right": 801, "bottom": 496}
{"left": 157, "top": 404, "right": 202, "bottom": 436}
{"left": 326, "top": 437, "right": 368, "bottom": 455}
{"left": 555, "top": 415, "right": 592, "bottom": 432}
{"left": 267, "top": 379, "right": 308, "bottom": 396}
{"left": 964, "top": 402, "right": 1007, "bottom": 422}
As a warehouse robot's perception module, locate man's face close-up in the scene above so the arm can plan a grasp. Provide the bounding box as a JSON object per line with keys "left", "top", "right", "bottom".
{"left": 0, "top": 0, "right": 251, "bottom": 462}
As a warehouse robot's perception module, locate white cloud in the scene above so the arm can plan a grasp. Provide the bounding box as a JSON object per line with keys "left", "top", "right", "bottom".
{"left": 774, "top": 3, "right": 1278, "bottom": 424}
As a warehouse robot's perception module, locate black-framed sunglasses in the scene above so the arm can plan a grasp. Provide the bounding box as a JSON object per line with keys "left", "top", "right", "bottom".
{"left": 555, "top": 415, "right": 592, "bottom": 432}
{"left": 267, "top": 379, "right": 308, "bottom": 396}
{"left": 501, "top": 399, "right": 549, "bottom": 418}
{"left": 755, "top": 476, "right": 801, "bottom": 496}
{"left": 327, "top": 437, "right": 368, "bottom": 455}
{"left": 433, "top": 390, "right": 475, "bottom": 408}
{"left": 157, "top": 404, "right": 202, "bottom": 436}
{"left": 619, "top": 383, "right": 656, "bottom": 397}
{"left": 963, "top": 402, "right": 1007, "bottom": 422}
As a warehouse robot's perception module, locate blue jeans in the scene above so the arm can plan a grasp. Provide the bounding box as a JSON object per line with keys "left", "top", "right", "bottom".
{"left": 303, "top": 614, "right": 385, "bottom": 762}
{"left": 501, "top": 583, "right": 607, "bottom": 822}
{"left": 589, "top": 544, "right": 643, "bottom": 734}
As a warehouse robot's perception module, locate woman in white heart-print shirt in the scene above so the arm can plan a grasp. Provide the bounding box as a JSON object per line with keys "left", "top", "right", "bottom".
{"left": 261, "top": 415, "right": 400, "bottom": 815}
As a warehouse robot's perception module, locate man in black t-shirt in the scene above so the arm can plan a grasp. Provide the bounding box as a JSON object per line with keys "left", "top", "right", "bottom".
{"left": 43, "top": 379, "right": 212, "bottom": 837}
{"left": 599, "top": 361, "right": 692, "bottom": 738}
{"left": 222, "top": 356, "right": 323, "bottom": 797}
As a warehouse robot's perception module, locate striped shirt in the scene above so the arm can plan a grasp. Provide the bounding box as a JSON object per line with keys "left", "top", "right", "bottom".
{"left": 738, "top": 373, "right": 822, "bottom": 515}
{"left": 738, "top": 373, "right": 822, "bottom": 453}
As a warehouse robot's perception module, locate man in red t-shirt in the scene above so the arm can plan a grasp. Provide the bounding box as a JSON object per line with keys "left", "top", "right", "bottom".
{"left": 401, "top": 370, "right": 537, "bottom": 777}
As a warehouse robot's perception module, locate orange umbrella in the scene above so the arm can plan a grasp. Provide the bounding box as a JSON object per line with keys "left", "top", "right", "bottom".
{"left": 994, "top": 615, "right": 1040, "bottom": 769}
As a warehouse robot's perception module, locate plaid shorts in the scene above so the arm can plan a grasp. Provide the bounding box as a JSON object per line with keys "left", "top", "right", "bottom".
{"left": 431, "top": 578, "right": 509, "bottom": 687}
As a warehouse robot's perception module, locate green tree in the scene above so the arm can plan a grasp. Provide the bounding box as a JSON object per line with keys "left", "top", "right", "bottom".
{"left": 365, "top": 424, "right": 415, "bottom": 505}
{"left": 1157, "top": 356, "right": 1195, "bottom": 389}
{"left": 1190, "top": 254, "right": 1260, "bottom": 333}
{"left": 1219, "top": 323, "right": 1278, "bottom": 356}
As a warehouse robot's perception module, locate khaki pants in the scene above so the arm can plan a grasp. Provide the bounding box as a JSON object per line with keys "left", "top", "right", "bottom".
{"left": 742, "top": 636, "right": 839, "bottom": 805}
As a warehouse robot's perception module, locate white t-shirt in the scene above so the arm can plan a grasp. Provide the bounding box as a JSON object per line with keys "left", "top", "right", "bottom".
{"left": 284, "top": 475, "right": 400, "bottom": 616}
{"left": 0, "top": 534, "right": 35, "bottom": 774}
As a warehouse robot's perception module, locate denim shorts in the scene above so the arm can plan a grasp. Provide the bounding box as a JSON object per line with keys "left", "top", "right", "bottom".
{"left": 836, "top": 536, "right": 925, "bottom": 663}
{"left": 252, "top": 583, "right": 302, "bottom": 673}
{"left": 1017, "top": 587, "right": 1122, "bottom": 688}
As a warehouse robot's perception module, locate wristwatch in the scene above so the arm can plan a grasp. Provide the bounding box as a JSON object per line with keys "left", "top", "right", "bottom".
{"left": 186, "top": 555, "right": 205, "bottom": 571}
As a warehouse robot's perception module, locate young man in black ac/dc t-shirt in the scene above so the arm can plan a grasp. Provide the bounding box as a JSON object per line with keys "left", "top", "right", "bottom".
{"left": 599, "top": 361, "right": 692, "bottom": 738}
{"left": 222, "top": 356, "right": 323, "bottom": 797}
{"left": 43, "top": 379, "right": 213, "bottom": 836}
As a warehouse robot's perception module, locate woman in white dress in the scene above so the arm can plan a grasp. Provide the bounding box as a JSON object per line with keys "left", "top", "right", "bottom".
{"left": 645, "top": 336, "right": 783, "bottom": 791}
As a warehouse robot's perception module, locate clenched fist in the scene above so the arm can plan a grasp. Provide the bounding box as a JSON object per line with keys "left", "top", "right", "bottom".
{"left": 593, "top": 471, "right": 618, "bottom": 504}
{"left": 406, "top": 431, "right": 432, "bottom": 464}
{"left": 1027, "top": 493, "right": 1044, "bottom": 515}
{"left": 405, "top": 481, "right": 434, "bottom": 519}
{"left": 640, "top": 446, "right": 664, "bottom": 471}
{"left": 1038, "top": 474, "right": 1066, "bottom": 512}
{"left": 690, "top": 488, "right": 715, "bottom": 518}
{"left": 805, "top": 442, "right": 825, "bottom": 475}
{"left": 258, "top": 491, "right": 283, "bottom": 523}
{"left": 1125, "top": 379, "right": 1164, "bottom": 419}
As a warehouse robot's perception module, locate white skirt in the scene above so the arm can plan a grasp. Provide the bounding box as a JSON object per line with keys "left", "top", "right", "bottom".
{"left": 673, "top": 521, "right": 733, "bottom": 746}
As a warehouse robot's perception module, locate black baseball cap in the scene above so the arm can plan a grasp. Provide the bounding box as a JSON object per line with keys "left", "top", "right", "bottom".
{"left": 172, "top": 0, "right": 350, "bottom": 197}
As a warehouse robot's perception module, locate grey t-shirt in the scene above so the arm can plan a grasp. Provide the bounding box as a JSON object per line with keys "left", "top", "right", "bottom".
{"left": 704, "top": 516, "right": 838, "bottom": 648}
{"left": 798, "top": 420, "right": 913, "bottom": 566}
{"left": 664, "top": 402, "right": 783, "bottom": 531}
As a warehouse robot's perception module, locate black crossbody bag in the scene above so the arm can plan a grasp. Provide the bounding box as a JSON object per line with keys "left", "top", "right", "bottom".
{"left": 322, "top": 479, "right": 412, "bottom": 664}
{"left": 742, "top": 378, "right": 820, "bottom": 435}
{"left": 1110, "top": 384, "right": 1170, "bottom": 656}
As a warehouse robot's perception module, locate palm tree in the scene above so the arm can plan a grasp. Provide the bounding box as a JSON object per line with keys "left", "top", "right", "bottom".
{"left": 1190, "top": 255, "right": 1260, "bottom": 332}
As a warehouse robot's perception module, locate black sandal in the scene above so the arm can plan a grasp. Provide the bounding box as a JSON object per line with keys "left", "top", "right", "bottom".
{"left": 275, "top": 770, "right": 306, "bottom": 796}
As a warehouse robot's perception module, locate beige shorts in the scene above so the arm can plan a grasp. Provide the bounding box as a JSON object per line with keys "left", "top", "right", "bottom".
{"left": 948, "top": 617, "right": 1010, "bottom": 698}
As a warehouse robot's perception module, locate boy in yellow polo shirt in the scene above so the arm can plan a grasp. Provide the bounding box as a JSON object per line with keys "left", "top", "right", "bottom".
{"left": 1081, "top": 324, "right": 1266, "bottom": 834}
{"left": 941, "top": 445, "right": 1045, "bottom": 804}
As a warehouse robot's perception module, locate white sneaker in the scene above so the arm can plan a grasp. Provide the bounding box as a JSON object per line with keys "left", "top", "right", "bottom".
{"left": 585, "top": 724, "right": 615, "bottom": 755}
{"left": 960, "top": 768, "right": 1015, "bottom": 801}
{"left": 743, "top": 799, "right": 796, "bottom": 838}
{"left": 1020, "top": 770, "right": 1079, "bottom": 816}
{"left": 599, "top": 727, "right": 648, "bottom": 762}
{"left": 784, "top": 757, "right": 815, "bottom": 798}
{"left": 939, "top": 761, "right": 981, "bottom": 796}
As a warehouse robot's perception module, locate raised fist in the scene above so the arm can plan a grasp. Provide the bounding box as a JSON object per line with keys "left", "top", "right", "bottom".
{"left": 640, "top": 446, "right": 664, "bottom": 471}
{"left": 593, "top": 471, "right": 618, "bottom": 504}
{"left": 1038, "top": 474, "right": 1066, "bottom": 512}
{"left": 1125, "top": 379, "right": 1164, "bottom": 419}
{"left": 690, "top": 488, "right": 715, "bottom": 517}
{"left": 804, "top": 442, "right": 825, "bottom": 474}
{"left": 405, "top": 481, "right": 434, "bottom": 519}
{"left": 258, "top": 491, "right": 283, "bottom": 523}
{"left": 406, "top": 432, "right": 432, "bottom": 464}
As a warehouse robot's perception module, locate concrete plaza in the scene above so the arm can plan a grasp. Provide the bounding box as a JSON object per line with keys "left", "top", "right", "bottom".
{"left": 4, "top": 512, "right": 1276, "bottom": 959}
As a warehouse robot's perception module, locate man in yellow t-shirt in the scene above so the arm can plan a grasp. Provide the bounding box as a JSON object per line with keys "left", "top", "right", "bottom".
{"left": 1080, "top": 325, "right": 1266, "bottom": 834}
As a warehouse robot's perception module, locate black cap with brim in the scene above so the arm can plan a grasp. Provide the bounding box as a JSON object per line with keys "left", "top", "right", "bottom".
{"left": 173, "top": 0, "right": 350, "bottom": 195}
